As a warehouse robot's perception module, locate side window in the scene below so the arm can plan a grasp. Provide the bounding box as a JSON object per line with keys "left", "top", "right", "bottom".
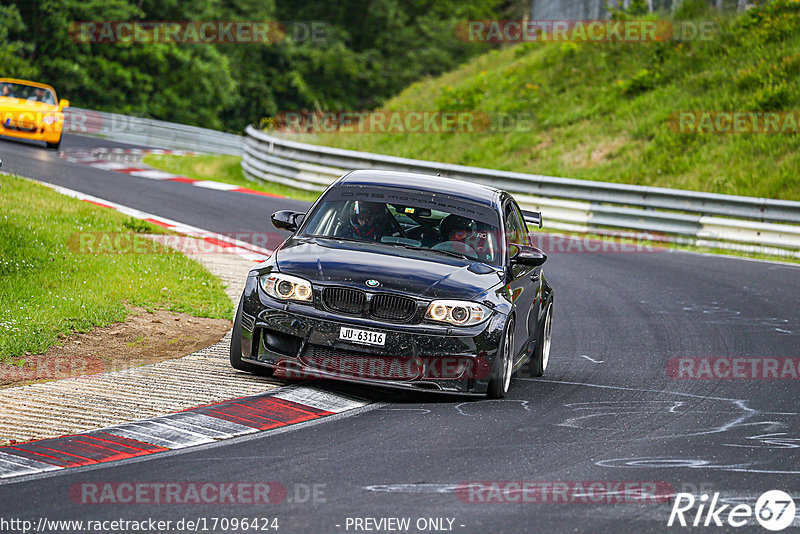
{"left": 504, "top": 202, "right": 527, "bottom": 245}
{"left": 511, "top": 202, "right": 531, "bottom": 246}
{"left": 504, "top": 203, "right": 522, "bottom": 262}
{"left": 504, "top": 200, "right": 531, "bottom": 262}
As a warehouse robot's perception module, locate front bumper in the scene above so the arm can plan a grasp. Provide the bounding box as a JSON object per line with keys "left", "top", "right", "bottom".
{"left": 0, "top": 122, "right": 62, "bottom": 143}
{"left": 238, "top": 289, "right": 505, "bottom": 395}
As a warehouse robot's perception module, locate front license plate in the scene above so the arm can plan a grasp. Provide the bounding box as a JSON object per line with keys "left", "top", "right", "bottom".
{"left": 339, "top": 326, "right": 386, "bottom": 346}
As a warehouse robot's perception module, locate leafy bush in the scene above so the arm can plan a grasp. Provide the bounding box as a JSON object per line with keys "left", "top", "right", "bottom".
{"left": 673, "top": 0, "right": 711, "bottom": 20}
{"left": 2, "top": 0, "right": 502, "bottom": 132}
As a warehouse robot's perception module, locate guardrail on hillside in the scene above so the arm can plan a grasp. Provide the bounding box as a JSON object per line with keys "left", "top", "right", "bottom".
{"left": 242, "top": 125, "right": 800, "bottom": 257}
{"left": 64, "top": 108, "right": 243, "bottom": 155}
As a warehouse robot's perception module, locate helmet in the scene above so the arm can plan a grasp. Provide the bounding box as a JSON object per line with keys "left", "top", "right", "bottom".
{"left": 440, "top": 214, "right": 473, "bottom": 242}
{"left": 349, "top": 201, "right": 384, "bottom": 236}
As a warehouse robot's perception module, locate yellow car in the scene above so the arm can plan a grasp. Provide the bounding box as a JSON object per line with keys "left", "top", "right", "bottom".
{"left": 0, "top": 78, "right": 69, "bottom": 149}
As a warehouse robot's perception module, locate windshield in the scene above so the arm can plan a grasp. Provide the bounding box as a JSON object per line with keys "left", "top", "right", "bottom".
{"left": 301, "top": 197, "right": 502, "bottom": 265}
{"left": 0, "top": 82, "right": 56, "bottom": 105}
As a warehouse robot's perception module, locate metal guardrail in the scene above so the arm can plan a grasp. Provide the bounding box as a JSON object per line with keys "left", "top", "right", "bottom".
{"left": 243, "top": 125, "right": 800, "bottom": 256}
{"left": 64, "top": 107, "right": 243, "bottom": 155}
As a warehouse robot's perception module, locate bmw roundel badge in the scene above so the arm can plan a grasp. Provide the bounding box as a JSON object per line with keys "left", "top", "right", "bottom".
{"left": 366, "top": 279, "right": 380, "bottom": 287}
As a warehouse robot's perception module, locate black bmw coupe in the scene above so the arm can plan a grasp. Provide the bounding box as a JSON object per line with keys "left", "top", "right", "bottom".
{"left": 230, "top": 170, "right": 554, "bottom": 398}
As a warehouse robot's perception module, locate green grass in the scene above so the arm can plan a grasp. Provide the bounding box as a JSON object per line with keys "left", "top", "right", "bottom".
{"left": 295, "top": 1, "right": 800, "bottom": 200}
{"left": 142, "top": 154, "right": 321, "bottom": 202}
{"left": 0, "top": 174, "right": 232, "bottom": 361}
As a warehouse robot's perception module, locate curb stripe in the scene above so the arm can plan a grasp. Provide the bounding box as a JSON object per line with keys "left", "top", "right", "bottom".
{"left": 232, "top": 187, "right": 282, "bottom": 198}
{"left": 0, "top": 387, "right": 368, "bottom": 481}
{"left": 0, "top": 452, "right": 62, "bottom": 477}
{"left": 153, "top": 413, "right": 256, "bottom": 440}
{"left": 105, "top": 423, "right": 216, "bottom": 450}
{"left": 88, "top": 432, "right": 169, "bottom": 454}
{"left": 271, "top": 387, "right": 368, "bottom": 413}
{"left": 3, "top": 448, "right": 84, "bottom": 467}
{"left": 27, "top": 178, "right": 273, "bottom": 263}
{"left": 60, "top": 147, "right": 287, "bottom": 200}
{"left": 84, "top": 200, "right": 115, "bottom": 209}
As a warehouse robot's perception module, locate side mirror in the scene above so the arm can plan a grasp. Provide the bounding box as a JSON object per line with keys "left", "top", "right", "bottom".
{"left": 271, "top": 210, "right": 304, "bottom": 232}
{"left": 58, "top": 99, "right": 69, "bottom": 110}
{"left": 511, "top": 245, "right": 547, "bottom": 267}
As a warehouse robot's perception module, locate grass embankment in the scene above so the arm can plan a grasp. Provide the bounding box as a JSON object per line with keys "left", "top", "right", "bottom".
{"left": 299, "top": 1, "right": 800, "bottom": 200}
{"left": 142, "top": 153, "right": 321, "bottom": 202}
{"left": 0, "top": 174, "right": 232, "bottom": 361}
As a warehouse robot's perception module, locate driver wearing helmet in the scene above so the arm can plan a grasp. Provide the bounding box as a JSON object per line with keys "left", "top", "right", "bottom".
{"left": 438, "top": 214, "right": 491, "bottom": 260}
{"left": 347, "top": 201, "right": 391, "bottom": 241}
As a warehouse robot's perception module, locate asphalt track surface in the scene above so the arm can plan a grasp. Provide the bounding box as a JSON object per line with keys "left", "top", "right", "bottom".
{"left": 1, "top": 134, "right": 799, "bottom": 533}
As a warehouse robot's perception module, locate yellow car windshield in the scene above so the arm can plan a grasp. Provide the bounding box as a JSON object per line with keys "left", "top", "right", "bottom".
{"left": 0, "top": 82, "right": 56, "bottom": 105}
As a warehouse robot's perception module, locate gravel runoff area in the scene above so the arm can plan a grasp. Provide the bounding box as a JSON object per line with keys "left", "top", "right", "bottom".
{"left": 0, "top": 239, "right": 282, "bottom": 443}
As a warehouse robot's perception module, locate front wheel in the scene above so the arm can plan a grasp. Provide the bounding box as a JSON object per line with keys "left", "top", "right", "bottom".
{"left": 526, "top": 300, "right": 553, "bottom": 377}
{"left": 230, "top": 297, "right": 273, "bottom": 376}
{"left": 46, "top": 137, "right": 61, "bottom": 150}
{"left": 487, "top": 318, "right": 514, "bottom": 399}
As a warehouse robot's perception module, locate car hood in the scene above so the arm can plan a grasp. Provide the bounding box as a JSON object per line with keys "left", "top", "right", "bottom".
{"left": 275, "top": 238, "right": 502, "bottom": 300}
{"left": 0, "top": 97, "right": 59, "bottom": 114}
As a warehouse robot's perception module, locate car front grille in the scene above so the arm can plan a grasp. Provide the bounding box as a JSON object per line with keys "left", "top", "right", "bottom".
{"left": 4, "top": 121, "right": 38, "bottom": 132}
{"left": 301, "top": 344, "right": 420, "bottom": 380}
{"left": 322, "top": 287, "right": 365, "bottom": 314}
{"left": 370, "top": 294, "right": 417, "bottom": 321}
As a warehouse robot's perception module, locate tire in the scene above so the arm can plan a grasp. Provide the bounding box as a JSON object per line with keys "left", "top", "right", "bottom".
{"left": 230, "top": 297, "right": 273, "bottom": 376}
{"left": 526, "top": 300, "right": 553, "bottom": 378}
{"left": 487, "top": 318, "right": 514, "bottom": 399}
{"left": 46, "top": 137, "right": 61, "bottom": 150}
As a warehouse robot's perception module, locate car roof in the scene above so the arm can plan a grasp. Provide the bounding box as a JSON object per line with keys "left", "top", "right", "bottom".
{"left": 338, "top": 170, "right": 503, "bottom": 208}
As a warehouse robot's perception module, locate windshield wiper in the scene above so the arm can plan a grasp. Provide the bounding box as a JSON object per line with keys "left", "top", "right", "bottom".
{"left": 424, "top": 248, "right": 473, "bottom": 261}
{"left": 309, "top": 235, "right": 366, "bottom": 244}
{"left": 312, "top": 237, "right": 474, "bottom": 261}
{"left": 385, "top": 242, "right": 472, "bottom": 261}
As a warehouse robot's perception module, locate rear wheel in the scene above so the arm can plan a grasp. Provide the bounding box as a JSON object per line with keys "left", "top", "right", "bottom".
{"left": 526, "top": 300, "right": 553, "bottom": 377}
{"left": 487, "top": 318, "right": 514, "bottom": 398}
{"left": 230, "top": 297, "right": 273, "bottom": 376}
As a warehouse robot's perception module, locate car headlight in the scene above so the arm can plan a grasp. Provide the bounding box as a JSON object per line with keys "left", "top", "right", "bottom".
{"left": 425, "top": 300, "right": 490, "bottom": 326}
{"left": 42, "top": 115, "right": 59, "bottom": 125}
{"left": 260, "top": 273, "right": 313, "bottom": 302}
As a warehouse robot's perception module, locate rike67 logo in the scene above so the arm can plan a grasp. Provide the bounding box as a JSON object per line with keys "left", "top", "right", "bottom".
{"left": 668, "top": 490, "right": 796, "bottom": 531}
